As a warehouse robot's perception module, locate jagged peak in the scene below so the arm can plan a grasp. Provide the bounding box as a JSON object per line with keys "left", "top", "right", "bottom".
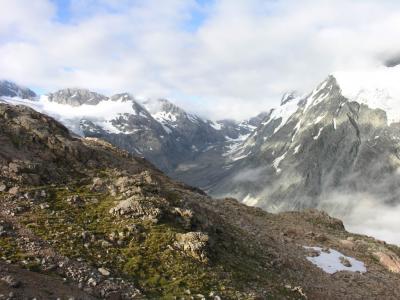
{"left": 0, "top": 80, "right": 37, "bottom": 99}
{"left": 47, "top": 88, "right": 107, "bottom": 106}
{"left": 142, "top": 98, "right": 201, "bottom": 124}
{"left": 333, "top": 67, "right": 400, "bottom": 124}
{"left": 110, "top": 92, "right": 135, "bottom": 102}
{"left": 280, "top": 91, "right": 299, "bottom": 105}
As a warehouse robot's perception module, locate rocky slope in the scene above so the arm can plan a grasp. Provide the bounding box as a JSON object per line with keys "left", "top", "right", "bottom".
{"left": 1, "top": 103, "right": 400, "bottom": 299}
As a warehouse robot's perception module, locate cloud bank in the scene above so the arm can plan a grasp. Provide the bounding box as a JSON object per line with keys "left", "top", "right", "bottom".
{"left": 1, "top": 0, "right": 400, "bottom": 120}
{"left": 318, "top": 191, "right": 400, "bottom": 246}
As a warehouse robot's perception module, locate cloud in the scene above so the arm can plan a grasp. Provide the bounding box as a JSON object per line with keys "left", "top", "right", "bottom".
{"left": 2, "top": 0, "right": 400, "bottom": 120}
{"left": 317, "top": 191, "right": 400, "bottom": 246}
{"left": 232, "top": 166, "right": 268, "bottom": 183}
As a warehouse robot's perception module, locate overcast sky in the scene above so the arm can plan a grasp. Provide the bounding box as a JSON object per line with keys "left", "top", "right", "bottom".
{"left": 1, "top": 0, "right": 400, "bottom": 120}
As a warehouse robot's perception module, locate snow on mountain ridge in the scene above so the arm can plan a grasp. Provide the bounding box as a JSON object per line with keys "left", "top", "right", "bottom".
{"left": 334, "top": 66, "right": 400, "bottom": 124}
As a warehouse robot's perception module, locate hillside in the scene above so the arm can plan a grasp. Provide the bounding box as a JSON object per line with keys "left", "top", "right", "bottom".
{"left": 1, "top": 104, "right": 400, "bottom": 299}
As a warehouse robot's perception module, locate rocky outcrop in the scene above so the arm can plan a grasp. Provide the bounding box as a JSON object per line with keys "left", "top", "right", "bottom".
{"left": 109, "top": 195, "right": 168, "bottom": 223}
{"left": 373, "top": 251, "right": 400, "bottom": 273}
{"left": 174, "top": 232, "right": 209, "bottom": 262}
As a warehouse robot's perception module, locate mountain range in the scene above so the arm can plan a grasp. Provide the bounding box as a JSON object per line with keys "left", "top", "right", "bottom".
{"left": 1, "top": 100, "right": 400, "bottom": 299}
{"left": 2, "top": 67, "right": 400, "bottom": 243}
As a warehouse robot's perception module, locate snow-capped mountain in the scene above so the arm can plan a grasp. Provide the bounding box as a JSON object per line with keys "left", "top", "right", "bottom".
{"left": 208, "top": 67, "right": 400, "bottom": 225}
{"left": 4, "top": 65, "right": 400, "bottom": 233}
{"left": 0, "top": 80, "right": 36, "bottom": 99}
{"left": 0, "top": 85, "right": 257, "bottom": 174}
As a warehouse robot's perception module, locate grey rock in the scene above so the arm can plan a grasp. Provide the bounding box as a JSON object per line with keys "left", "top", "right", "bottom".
{"left": 1, "top": 275, "right": 21, "bottom": 288}
{"left": 0, "top": 80, "right": 36, "bottom": 99}
{"left": 109, "top": 196, "right": 166, "bottom": 223}
{"left": 0, "top": 183, "right": 7, "bottom": 192}
{"left": 174, "top": 232, "right": 209, "bottom": 262}
{"left": 47, "top": 88, "right": 107, "bottom": 106}
{"left": 98, "top": 267, "right": 110, "bottom": 276}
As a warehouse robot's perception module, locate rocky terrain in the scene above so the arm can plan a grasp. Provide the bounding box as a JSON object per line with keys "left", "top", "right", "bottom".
{"left": 1, "top": 99, "right": 400, "bottom": 299}
{"left": 4, "top": 71, "right": 400, "bottom": 220}
{"left": 3, "top": 70, "right": 400, "bottom": 244}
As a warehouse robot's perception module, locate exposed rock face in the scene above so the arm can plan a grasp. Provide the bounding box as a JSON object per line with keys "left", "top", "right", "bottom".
{"left": 373, "top": 251, "right": 400, "bottom": 273}
{"left": 47, "top": 88, "right": 107, "bottom": 106}
{"left": 174, "top": 232, "right": 209, "bottom": 262}
{"left": 0, "top": 80, "right": 36, "bottom": 99}
{"left": 109, "top": 195, "right": 167, "bottom": 223}
{"left": 206, "top": 75, "right": 400, "bottom": 215}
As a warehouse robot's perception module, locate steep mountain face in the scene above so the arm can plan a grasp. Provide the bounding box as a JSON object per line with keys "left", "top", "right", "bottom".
{"left": 209, "top": 74, "right": 400, "bottom": 219}
{"left": 2, "top": 103, "right": 400, "bottom": 299}
{"left": 0, "top": 80, "right": 36, "bottom": 99}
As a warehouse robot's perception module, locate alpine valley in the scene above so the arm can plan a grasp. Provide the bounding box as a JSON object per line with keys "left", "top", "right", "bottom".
{"left": 2, "top": 84, "right": 400, "bottom": 299}
{"left": 4, "top": 67, "right": 400, "bottom": 235}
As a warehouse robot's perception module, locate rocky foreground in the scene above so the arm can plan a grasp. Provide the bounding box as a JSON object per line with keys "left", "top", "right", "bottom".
{"left": 0, "top": 103, "right": 400, "bottom": 299}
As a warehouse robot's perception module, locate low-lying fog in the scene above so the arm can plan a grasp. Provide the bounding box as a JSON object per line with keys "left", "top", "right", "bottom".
{"left": 317, "top": 192, "right": 400, "bottom": 245}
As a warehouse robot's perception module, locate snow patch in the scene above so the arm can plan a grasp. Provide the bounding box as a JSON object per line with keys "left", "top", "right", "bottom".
{"left": 210, "top": 121, "right": 222, "bottom": 130}
{"left": 334, "top": 67, "right": 400, "bottom": 125}
{"left": 2, "top": 96, "right": 140, "bottom": 135}
{"left": 272, "top": 152, "right": 287, "bottom": 173}
{"left": 243, "top": 194, "right": 259, "bottom": 206}
{"left": 153, "top": 111, "right": 178, "bottom": 123}
{"left": 304, "top": 246, "right": 367, "bottom": 274}
{"left": 313, "top": 127, "right": 323, "bottom": 140}
{"left": 314, "top": 114, "right": 326, "bottom": 124}
{"left": 293, "top": 144, "right": 301, "bottom": 154}
{"left": 263, "top": 95, "right": 301, "bottom": 134}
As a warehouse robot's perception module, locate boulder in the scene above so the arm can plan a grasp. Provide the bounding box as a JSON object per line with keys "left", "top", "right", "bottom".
{"left": 0, "top": 183, "right": 7, "bottom": 192}
{"left": 90, "top": 177, "right": 107, "bottom": 193}
{"left": 109, "top": 196, "right": 167, "bottom": 222}
{"left": 1, "top": 275, "right": 21, "bottom": 288}
{"left": 66, "top": 195, "right": 85, "bottom": 207}
{"left": 373, "top": 251, "right": 400, "bottom": 273}
{"left": 8, "top": 186, "right": 19, "bottom": 195}
{"left": 98, "top": 267, "right": 110, "bottom": 276}
{"left": 174, "top": 232, "right": 209, "bottom": 262}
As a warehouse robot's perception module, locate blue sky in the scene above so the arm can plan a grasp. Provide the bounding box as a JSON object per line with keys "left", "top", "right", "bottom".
{"left": 1, "top": 0, "right": 399, "bottom": 120}
{"left": 51, "top": 0, "right": 211, "bottom": 32}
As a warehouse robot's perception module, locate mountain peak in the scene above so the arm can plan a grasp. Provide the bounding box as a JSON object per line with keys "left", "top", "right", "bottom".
{"left": 110, "top": 93, "right": 135, "bottom": 102}
{"left": 47, "top": 88, "right": 107, "bottom": 106}
{"left": 280, "top": 91, "right": 299, "bottom": 105}
{"left": 0, "top": 80, "right": 37, "bottom": 99}
{"left": 333, "top": 67, "right": 400, "bottom": 124}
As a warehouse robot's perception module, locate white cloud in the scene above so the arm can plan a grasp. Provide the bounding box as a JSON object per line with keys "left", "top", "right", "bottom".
{"left": 1, "top": 0, "right": 400, "bottom": 120}
{"left": 318, "top": 191, "right": 400, "bottom": 245}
